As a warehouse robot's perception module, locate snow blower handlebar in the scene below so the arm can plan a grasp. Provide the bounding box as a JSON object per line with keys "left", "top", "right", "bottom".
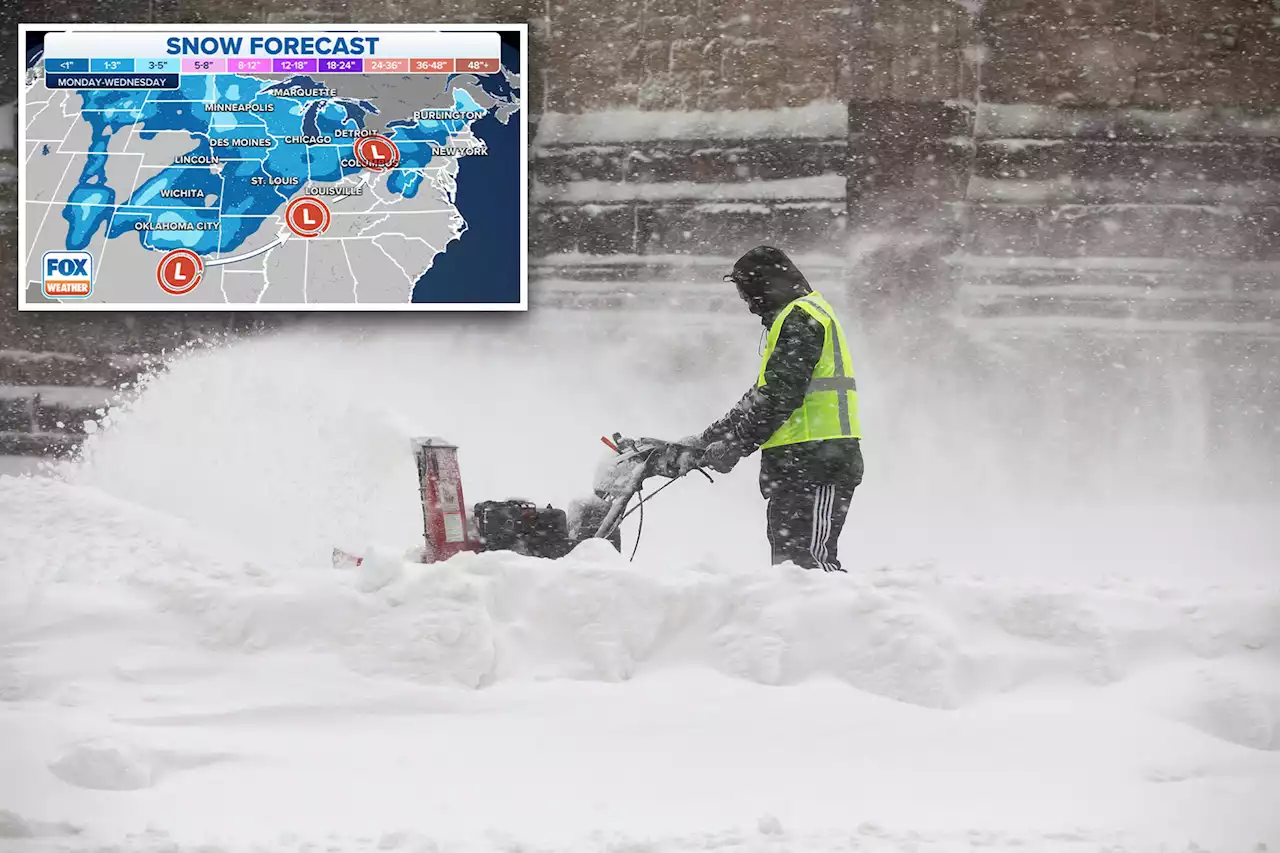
{"left": 591, "top": 434, "right": 710, "bottom": 541}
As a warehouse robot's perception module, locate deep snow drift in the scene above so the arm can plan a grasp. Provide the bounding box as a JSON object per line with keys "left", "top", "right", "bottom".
{"left": 2, "top": 311, "right": 1279, "bottom": 852}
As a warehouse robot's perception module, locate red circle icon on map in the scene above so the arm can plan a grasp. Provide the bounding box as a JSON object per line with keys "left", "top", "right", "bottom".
{"left": 355, "top": 135, "right": 400, "bottom": 171}
{"left": 156, "top": 249, "right": 204, "bottom": 295}
{"left": 285, "top": 196, "right": 331, "bottom": 238}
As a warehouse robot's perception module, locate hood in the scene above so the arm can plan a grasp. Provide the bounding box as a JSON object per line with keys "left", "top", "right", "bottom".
{"left": 726, "top": 246, "right": 813, "bottom": 325}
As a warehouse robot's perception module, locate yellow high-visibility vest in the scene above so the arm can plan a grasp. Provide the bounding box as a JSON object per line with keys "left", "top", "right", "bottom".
{"left": 758, "top": 291, "right": 862, "bottom": 449}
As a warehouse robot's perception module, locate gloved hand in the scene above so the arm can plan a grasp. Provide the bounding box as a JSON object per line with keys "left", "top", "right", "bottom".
{"left": 675, "top": 433, "right": 709, "bottom": 451}
{"left": 649, "top": 445, "right": 702, "bottom": 479}
{"left": 699, "top": 439, "right": 743, "bottom": 474}
{"left": 673, "top": 448, "right": 702, "bottom": 477}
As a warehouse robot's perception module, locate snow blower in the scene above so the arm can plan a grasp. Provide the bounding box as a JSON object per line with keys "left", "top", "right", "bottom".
{"left": 332, "top": 433, "right": 710, "bottom": 568}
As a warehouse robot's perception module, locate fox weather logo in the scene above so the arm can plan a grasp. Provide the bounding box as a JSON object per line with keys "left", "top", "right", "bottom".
{"left": 42, "top": 251, "right": 93, "bottom": 299}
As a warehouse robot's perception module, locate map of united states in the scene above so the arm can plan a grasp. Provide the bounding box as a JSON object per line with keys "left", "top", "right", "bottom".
{"left": 23, "top": 45, "right": 522, "bottom": 306}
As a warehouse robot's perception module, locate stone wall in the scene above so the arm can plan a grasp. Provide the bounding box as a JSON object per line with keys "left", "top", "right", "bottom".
{"left": 837, "top": 0, "right": 1280, "bottom": 331}
{"left": 529, "top": 103, "right": 850, "bottom": 289}
{"left": 531, "top": 0, "right": 857, "bottom": 112}
{"left": 3, "top": 0, "right": 1279, "bottom": 463}
{"left": 980, "top": 0, "right": 1280, "bottom": 108}
{"left": 951, "top": 0, "right": 1280, "bottom": 333}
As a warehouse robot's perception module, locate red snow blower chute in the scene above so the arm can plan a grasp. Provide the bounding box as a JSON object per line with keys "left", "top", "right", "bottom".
{"left": 332, "top": 433, "right": 711, "bottom": 568}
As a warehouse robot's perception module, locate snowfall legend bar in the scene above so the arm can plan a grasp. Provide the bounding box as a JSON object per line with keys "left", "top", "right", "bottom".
{"left": 140, "top": 58, "right": 179, "bottom": 72}
{"left": 89, "top": 58, "right": 133, "bottom": 72}
{"left": 40, "top": 30, "right": 503, "bottom": 87}
{"left": 181, "top": 57, "right": 225, "bottom": 73}
{"left": 319, "top": 57, "right": 362, "bottom": 72}
{"left": 228, "top": 57, "right": 270, "bottom": 72}
{"left": 365, "top": 58, "right": 408, "bottom": 73}
{"left": 47, "top": 56, "right": 489, "bottom": 75}
{"left": 272, "top": 57, "right": 316, "bottom": 73}
{"left": 411, "top": 58, "right": 453, "bottom": 72}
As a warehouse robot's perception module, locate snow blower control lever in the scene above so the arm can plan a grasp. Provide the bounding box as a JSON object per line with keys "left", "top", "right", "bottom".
{"left": 589, "top": 433, "right": 713, "bottom": 547}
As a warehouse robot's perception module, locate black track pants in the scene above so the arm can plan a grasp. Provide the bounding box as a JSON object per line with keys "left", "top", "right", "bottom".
{"left": 764, "top": 480, "right": 856, "bottom": 571}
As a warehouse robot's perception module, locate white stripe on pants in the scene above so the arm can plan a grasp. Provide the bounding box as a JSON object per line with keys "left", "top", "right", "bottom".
{"left": 809, "top": 484, "right": 837, "bottom": 571}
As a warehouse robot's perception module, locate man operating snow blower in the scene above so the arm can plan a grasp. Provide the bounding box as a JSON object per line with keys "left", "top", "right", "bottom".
{"left": 336, "top": 247, "right": 863, "bottom": 570}
{"left": 665, "top": 246, "right": 865, "bottom": 572}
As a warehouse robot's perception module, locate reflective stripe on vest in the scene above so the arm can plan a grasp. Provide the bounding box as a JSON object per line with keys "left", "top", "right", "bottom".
{"left": 756, "top": 292, "right": 862, "bottom": 449}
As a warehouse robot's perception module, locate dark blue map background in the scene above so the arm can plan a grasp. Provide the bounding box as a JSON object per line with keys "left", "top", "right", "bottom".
{"left": 412, "top": 33, "right": 521, "bottom": 304}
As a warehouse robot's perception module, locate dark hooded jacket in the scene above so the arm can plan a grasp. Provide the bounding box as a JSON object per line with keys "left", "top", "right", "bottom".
{"left": 698, "top": 246, "right": 864, "bottom": 496}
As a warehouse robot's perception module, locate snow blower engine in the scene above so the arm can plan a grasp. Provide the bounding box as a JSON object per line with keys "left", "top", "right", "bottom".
{"left": 333, "top": 434, "right": 710, "bottom": 568}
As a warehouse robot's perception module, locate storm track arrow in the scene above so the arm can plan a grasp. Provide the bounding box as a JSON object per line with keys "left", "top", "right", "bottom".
{"left": 205, "top": 231, "right": 291, "bottom": 267}
{"left": 331, "top": 172, "right": 372, "bottom": 204}
{"left": 203, "top": 175, "right": 371, "bottom": 268}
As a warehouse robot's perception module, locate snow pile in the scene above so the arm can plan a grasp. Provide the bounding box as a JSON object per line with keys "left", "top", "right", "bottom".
{"left": 535, "top": 102, "right": 847, "bottom": 146}
{"left": 4, "top": 467, "right": 1279, "bottom": 850}
{"left": 0, "top": 809, "right": 80, "bottom": 841}
{"left": 0, "top": 822, "right": 1232, "bottom": 853}
{"left": 4, "top": 474, "right": 1278, "bottom": 740}
{"left": 531, "top": 175, "right": 845, "bottom": 204}
{"left": 350, "top": 547, "right": 1280, "bottom": 742}
{"left": 978, "top": 103, "right": 1280, "bottom": 140}
{"left": 48, "top": 739, "right": 162, "bottom": 792}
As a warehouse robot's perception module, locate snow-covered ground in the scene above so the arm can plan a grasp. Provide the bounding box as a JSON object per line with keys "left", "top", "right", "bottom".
{"left": 2, "top": 311, "right": 1278, "bottom": 852}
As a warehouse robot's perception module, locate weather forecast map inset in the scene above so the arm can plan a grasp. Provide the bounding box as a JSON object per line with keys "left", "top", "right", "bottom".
{"left": 18, "top": 25, "right": 527, "bottom": 310}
